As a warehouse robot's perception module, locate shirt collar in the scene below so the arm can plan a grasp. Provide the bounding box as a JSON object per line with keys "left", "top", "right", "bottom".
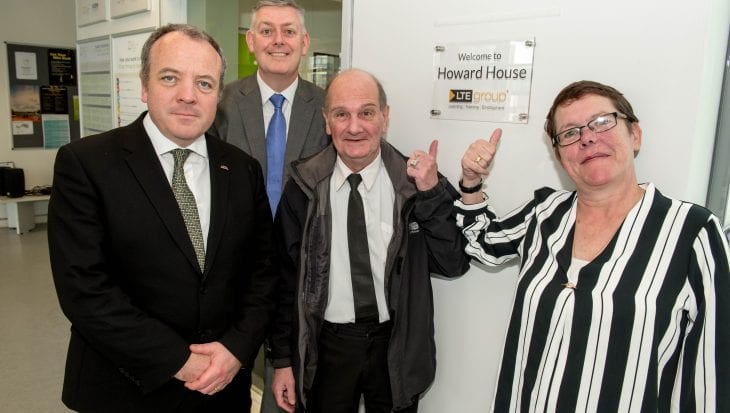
{"left": 143, "top": 113, "right": 208, "bottom": 158}
{"left": 257, "top": 72, "right": 298, "bottom": 107}
{"left": 333, "top": 151, "right": 384, "bottom": 193}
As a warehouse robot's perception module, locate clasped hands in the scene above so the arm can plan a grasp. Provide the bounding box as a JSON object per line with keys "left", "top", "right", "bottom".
{"left": 174, "top": 341, "right": 241, "bottom": 396}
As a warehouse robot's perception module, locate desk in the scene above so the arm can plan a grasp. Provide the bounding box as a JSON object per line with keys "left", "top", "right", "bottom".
{"left": 0, "top": 195, "right": 50, "bottom": 234}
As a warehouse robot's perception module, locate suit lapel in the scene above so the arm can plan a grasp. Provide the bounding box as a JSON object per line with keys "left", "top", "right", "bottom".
{"left": 122, "top": 115, "right": 202, "bottom": 274}
{"left": 235, "top": 77, "right": 267, "bottom": 171}
{"left": 286, "top": 79, "right": 319, "bottom": 166}
{"left": 204, "top": 135, "right": 230, "bottom": 280}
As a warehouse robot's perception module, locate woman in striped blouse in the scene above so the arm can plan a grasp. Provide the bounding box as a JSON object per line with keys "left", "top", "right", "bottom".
{"left": 454, "top": 80, "right": 730, "bottom": 412}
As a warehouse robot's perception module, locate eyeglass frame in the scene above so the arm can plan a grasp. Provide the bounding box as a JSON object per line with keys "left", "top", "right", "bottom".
{"left": 551, "top": 112, "right": 629, "bottom": 147}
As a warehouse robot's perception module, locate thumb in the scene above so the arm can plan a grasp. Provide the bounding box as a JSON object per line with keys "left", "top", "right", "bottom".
{"left": 286, "top": 385, "right": 297, "bottom": 405}
{"left": 429, "top": 139, "right": 439, "bottom": 158}
{"left": 189, "top": 343, "right": 213, "bottom": 355}
{"left": 489, "top": 129, "right": 503, "bottom": 145}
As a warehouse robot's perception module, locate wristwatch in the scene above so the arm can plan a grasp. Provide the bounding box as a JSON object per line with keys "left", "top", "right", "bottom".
{"left": 459, "top": 179, "right": 483, "bottom": 194}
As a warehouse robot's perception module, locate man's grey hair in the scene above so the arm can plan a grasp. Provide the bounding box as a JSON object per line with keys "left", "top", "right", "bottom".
{"left": 139, "top": 24, "right": 226, "bottom": 97}
{"left": 250, "top": 0, "right": 307, "bottom": 33}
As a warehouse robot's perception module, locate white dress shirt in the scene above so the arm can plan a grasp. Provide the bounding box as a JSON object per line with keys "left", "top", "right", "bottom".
{"left": 144, "top": 114, "right": 211, "bottom": 249}
{"left": 325, "top": 153, "right": 395, "bottom": 323}
{"left": 257, "top": 73, "right": 298, "bottom": 140}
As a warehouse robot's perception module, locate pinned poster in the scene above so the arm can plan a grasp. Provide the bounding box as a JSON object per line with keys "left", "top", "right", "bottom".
{"left": 6, "top": 43, "right": 80, "bottom": 148}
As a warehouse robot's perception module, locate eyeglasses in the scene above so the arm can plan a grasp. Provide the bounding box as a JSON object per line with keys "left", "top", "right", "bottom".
{"left": 552, "top": 112, "right": 628, "bottom": 147}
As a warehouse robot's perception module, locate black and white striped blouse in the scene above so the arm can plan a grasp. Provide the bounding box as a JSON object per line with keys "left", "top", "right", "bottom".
{"left": 454, "top": 183, "right": 730, "bottom": 412}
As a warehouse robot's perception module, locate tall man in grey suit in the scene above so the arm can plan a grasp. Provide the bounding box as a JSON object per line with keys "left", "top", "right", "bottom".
{"left": 210, "top": 0, "right": 328, "bottom": 212}
{"left": 209, "top": 1, "right": 329, "bottom": 411}
{"left": 48, "top": 24, "right": 278, "bottom": 412}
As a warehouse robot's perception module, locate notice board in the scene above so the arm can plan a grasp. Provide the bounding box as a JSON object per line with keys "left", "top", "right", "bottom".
{"left": 6, "top": 42, "right": 81, "bottom": 149}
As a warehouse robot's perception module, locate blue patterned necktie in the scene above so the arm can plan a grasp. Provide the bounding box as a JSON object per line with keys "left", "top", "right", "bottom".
{"left": 170, "top": 149, "right": 205, "bottom": 272}
{"left": 266, "top": 93, "right": 286, "bottom": 215}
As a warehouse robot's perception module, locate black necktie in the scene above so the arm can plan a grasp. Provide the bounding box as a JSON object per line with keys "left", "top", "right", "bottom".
{"left": 347, "top": 174, "right": 378, "bottom": 323}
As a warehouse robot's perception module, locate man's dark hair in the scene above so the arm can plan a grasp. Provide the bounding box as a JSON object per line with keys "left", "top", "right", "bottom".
{"left": 139, "top": 24, "right": 226, "bottom": 96}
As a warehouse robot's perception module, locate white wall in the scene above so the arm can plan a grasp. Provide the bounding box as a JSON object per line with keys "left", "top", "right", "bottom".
{"left": 350, "top": 0, "right": 729, "bottom": 411}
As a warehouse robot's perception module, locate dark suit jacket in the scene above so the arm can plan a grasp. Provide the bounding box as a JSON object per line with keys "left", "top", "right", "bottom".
{"left": 48, "top": 113, "right": 278, "bottom": 412}
{"left": 209, "top": 75, "right": 329, "bottom": 187}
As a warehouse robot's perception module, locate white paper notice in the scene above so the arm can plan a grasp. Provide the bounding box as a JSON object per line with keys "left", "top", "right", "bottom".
{"left": 15, "top": 52, "right": 38, "bottom": 80}
{"left": 12, "top": 121, "right": 34, "bottom": 135}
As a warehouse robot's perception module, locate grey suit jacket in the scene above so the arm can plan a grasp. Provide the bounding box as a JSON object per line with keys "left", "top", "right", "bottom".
{"left": 210, "top": 75, "right": 329, "bottom": 187}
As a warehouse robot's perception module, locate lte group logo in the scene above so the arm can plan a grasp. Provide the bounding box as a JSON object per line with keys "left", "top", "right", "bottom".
{"left": 449, "top": 89, "right": 472, "bottom": 103}
{"left": 449, "top": 89, "right": 508, "bottom": 104}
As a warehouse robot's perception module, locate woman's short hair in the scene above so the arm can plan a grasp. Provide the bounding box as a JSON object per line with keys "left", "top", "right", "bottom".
{"left": 544, "top": 80, "right": 639, "bottom": 141}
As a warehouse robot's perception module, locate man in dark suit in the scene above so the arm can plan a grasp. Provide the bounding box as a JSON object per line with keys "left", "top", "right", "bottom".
{"left": 209, "top": 2, "right": 329, "bottom": 411}
{"left": 48, "top": 24, "right": 277, "bottom": 412}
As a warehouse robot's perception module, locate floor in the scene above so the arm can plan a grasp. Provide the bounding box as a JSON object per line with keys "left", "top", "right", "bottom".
{"left": 0, "top": 224, "right": 70, "bottom": 412}
{"left": 0, "top": 224, "right": 261, "bottom": 412}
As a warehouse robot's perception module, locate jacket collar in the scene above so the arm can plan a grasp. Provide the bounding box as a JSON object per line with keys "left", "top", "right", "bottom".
{"left": 290, "top": 140, "right": 418, "bottom": 200}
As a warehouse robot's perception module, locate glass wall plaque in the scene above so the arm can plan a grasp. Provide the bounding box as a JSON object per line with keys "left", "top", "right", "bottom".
{"left": 431, "top": 39, "right": 535, "bottom": 123}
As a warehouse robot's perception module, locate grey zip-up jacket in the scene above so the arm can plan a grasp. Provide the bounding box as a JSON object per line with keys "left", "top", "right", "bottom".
{"left": 270, "top": 141, "right": 470, "bottom": 410}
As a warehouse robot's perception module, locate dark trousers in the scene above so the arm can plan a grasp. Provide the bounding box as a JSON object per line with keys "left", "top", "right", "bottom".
{"left": 68, "top": 369, "right": 251, "bottom": 413}
{"left": 307, "top": 321, "right": 417, "bottom": 413}
{"left": 177, "top": 369, "right": 252, "bottom": 412}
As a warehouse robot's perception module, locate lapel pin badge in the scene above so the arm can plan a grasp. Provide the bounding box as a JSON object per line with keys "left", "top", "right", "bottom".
{"left": 220, "top": 164, "right": 229, "bottom": 171}
{"left": 562, "top": 281, "right": 576, "bottom": 290}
